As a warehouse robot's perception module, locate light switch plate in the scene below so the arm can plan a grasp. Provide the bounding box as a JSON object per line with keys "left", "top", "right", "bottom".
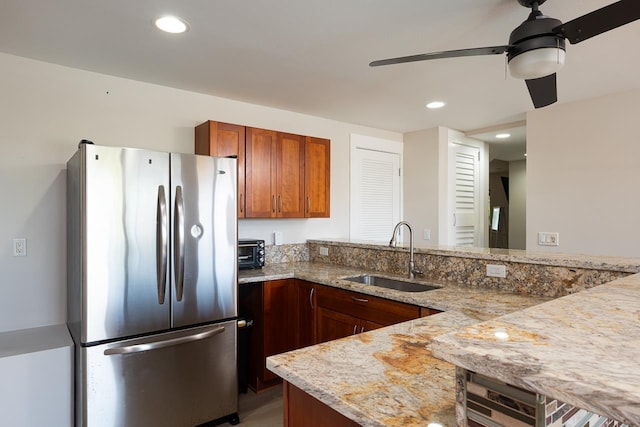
{"left": 538, "top": 232, "right": 560, "bottom": 246}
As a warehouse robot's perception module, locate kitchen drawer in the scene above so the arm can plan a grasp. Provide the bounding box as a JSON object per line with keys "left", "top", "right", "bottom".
{"left": 316, "top": 286, "right": 419, "bottom": 326}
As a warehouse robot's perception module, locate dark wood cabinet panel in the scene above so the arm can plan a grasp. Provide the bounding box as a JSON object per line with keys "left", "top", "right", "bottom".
{"left": 305, "top": 137, "right": 330, "bottom": 218}
{"left": 295, "top": 280, "right": 316, "bottom": 348}
{"left": 420, "top": 307, "right": 444, "bottom": 317}
{"left": 316, "top": 286, "right": 419, "bottom": 327}
{"left": 195, "top": 121, "right": 246, "bottom": 217}
{"left": 239, "top": 279, "right": 295, "bottom": 391}
{"left": 316, "top": 306, "right": 359, "bottom": 343}
{"left": 284, "top": 381, "right": 360, "bottom": 427}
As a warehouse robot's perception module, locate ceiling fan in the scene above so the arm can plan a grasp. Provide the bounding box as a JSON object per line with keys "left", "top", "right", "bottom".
{"left": 369, "top": 0, "right": 640, "bottom": 108}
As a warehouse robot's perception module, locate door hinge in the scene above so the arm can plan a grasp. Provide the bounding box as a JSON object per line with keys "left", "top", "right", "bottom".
{"left": 399, "top": 168, "right": 401, "bottom": 177}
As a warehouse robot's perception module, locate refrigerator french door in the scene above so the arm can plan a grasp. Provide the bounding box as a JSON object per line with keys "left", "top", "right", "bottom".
{"left": 67, "top": 144, "right": 238, "bottom": 426}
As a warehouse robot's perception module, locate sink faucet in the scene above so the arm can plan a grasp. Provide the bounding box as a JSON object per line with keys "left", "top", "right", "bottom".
{"left": 388, "top": 221, "right": 422, "bottom": 279}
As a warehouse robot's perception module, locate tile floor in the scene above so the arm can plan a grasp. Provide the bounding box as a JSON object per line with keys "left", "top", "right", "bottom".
{"left": 221, "top": 386, "right": 283, "bottom": 427}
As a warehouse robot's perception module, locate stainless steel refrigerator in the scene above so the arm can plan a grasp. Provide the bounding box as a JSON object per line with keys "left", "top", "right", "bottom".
{"left": 67, "top": 143, "right": 239, "bottom": 426}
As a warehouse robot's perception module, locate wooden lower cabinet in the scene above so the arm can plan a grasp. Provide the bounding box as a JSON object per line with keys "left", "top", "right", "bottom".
{"left": 294, "top": 280, "right": 316, "bottom": 348}
{"left": 239, "top": 279, "right": 439, "bottom": 392}
{"left": 239, "top": 279, "right": 295, "bottom": 391}
{"left": 284, "top": 381, "right": 360, "bottom": 427}
{"left": 315, "top": 285, "right": 420, "bottom": 342}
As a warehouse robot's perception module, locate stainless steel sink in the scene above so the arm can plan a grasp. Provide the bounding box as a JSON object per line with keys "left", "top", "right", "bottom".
{"left": 342, "top": 275, "right": 439, "bottom": 292}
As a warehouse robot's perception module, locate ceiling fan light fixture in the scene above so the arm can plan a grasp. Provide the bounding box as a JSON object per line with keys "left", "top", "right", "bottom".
{"left": 508, "top": 47, "right": 565, "bottom": 80}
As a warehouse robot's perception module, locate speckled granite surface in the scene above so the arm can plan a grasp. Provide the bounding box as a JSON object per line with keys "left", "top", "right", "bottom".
{"left": 307, "top": 240, "right": 639, "bottom": 297}
{"left": 239, "top": 262, "right": 551, "bottom": 320}
{"left": 246, "top": 262, "right": 550, "bottom": 426}
{"left": 430, "top": 272, "right": 640, "bottom": 426}
{"left": 267, "top": 312, "right": 479, "bottom": 427}
{"left": 250, "top": 244, "right": 640, "bottom": 426}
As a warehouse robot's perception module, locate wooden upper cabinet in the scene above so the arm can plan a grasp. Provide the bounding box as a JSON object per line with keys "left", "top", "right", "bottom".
{"left": 305, "top": 137, "right": 330, "bottom": 218}
{"left": 277, "top": 133, "right": 305, "bottom": 218}
{"left": 246, "top": 129, "right": 306, "bottom": 218}
{"left": 195, "top": 121, "right": 246, "bottom": 217}
{"left": 196, "top": 121, "right": 330, "bottom": 219}
{"left": 245, "top": 127, "right": 278, "bottom": 217}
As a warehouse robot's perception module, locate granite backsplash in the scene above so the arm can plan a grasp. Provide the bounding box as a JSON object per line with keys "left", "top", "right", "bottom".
{"left": 264, "top": 243, "right": 309, "bottom": 264}
{"left": 305, "top": 241, "right": 636, "bottom": 298}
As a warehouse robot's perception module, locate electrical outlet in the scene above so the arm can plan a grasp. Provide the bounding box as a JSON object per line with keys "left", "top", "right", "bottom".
{"left": 423, "top": 229, "right": 431, "bottom": 240}
{"left": 319, "top": 246, "right": 329, "bottom": 256}
{"left": 273, "top": 231, "right": 283, "bottom": 245}
{"left": 13, "top": 238, "right": 27, "bottom": 257}
{"left": 538, "top": 232, "right": 560, "bottom": 246}
{"left": 486, "top": 264, "right": 506, "bottom": 278}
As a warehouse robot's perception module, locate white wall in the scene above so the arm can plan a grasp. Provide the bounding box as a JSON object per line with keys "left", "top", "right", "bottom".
{"left": 509, "top": 159, "right": 526, "bottom": 250}
{"left": 0, "top": 52, "right": 401, "bottom": 333}
{"left": 527, "top": 89, "right": 640, "bottom": 257}
{"left": 403, "top": 127, "right": 442, "bottom": 245}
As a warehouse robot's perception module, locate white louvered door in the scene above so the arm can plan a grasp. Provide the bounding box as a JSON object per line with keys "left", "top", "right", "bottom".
{"left": 449, "top": 143, "right": 480, "bottom": 247}
{"left": 350, "top": 148, "right": 401, "bottom": 241}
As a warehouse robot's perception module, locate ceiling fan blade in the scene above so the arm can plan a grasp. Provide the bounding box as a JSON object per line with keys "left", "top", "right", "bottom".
{"left": 369, "top": 46, "right": 509, "bottom": 67}
{"left": 526, "top": 74, "right": 557, "bottom": 108}
{"left": 553, "top": 0, "right": 640, "bottom": 44}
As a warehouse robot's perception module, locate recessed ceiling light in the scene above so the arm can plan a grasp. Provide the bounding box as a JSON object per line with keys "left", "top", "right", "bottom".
{"left": 495, "top": 133, "right": 511, "bottom": 139}
{"left": 154, "top": 16, "right": 189, "bottom": 34}
{"left": 426, "top": 101, "right": 446, "bottom": 109}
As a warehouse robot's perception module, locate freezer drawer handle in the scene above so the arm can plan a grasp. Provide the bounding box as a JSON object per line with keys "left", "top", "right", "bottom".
{"left": 156, "top": 185, "right": 168, "bottom": 304}
{"left": 103, "top": 326, "right": 226, "bottom": 356}
{"left": 174, "top": 185, "right": 185, "bottom": 302}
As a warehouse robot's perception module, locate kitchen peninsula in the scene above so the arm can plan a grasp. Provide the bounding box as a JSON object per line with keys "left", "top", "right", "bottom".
{"left": 239, "top": 241, "right": 640, "bottom": 426}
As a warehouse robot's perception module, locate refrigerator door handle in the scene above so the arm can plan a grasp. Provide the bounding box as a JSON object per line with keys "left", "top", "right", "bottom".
{"left": 174, "top": 185, "right": 185, "bottom": 302}
{"left": 156, "top": 185, "right": 168, "bottom": 304}
{"left": 103, "top": 325, "right": 226, "bottom": 356}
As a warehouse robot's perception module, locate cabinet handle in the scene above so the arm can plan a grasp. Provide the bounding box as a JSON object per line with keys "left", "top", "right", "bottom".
{"left": 306, "top": 196, "right": 310, "bottom": 214}
{"left": 279, "top": 195, "right": 283, "bottom": 213}
{"left": 309, "top": 288, "right": 315, "bottom": 309}
{"left": 351, "top": 297, "right": 369, "bottom": 303}
{"left": 272, "top": 195, "right": 276, "bottom": 213}
{"left": 352, "top": 325, "right": 357, "bottom": 335}
{"left": 239, "top": 193, "right": 243, "bottom": 213}
{"left": 361, "top": 326, "right": 365, "bottom": 333}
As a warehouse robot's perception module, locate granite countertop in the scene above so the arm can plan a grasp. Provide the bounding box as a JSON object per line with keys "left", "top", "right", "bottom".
{"left": 239, "top": 262, "right": 551, "bottom": 321}
{"left": 252, "top": 262, "right": 550, "bottom": 426}
{"left": 430, "top": 272, "right": 640, "bottom": 425}
{"left": 268, "top": 311, "right": 479, "bottom": 427}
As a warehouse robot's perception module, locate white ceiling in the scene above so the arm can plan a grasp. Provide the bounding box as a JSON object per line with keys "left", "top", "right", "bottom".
{"left": 1, "top": 0, "right": 639, "bottom": 136}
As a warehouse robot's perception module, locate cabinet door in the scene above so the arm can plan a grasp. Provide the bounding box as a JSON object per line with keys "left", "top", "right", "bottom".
{"left": 263, "top": 279, "right": 295, "bottom": 382}
{"left": 245, "top": 127, "right": 277, "bottom": 217}
{"left": 276, "top": 133, "right": 305, "bottom": 218}
{"left": 360, "top": 319, "right": 384, "bottom": 334}
{"left": 194, "top": 121, "right": 246, "bottom": 217}
{"left": 316, "top": 307, "right": 358, "bottom": 343}
{"left": 305, "top": 137, "right": 330, "bottom": 218}
{"left": 295, "top": 280, "right": 316, "bottom": 348}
